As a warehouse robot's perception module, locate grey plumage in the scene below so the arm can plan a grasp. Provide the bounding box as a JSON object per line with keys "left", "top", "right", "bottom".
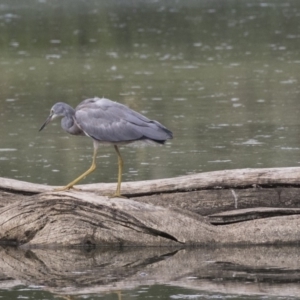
{"left": 75, "top": 98, "right": 172, "bottom": 144}
{"left": 39, "top": 97, "right": 173, "bottom": 196}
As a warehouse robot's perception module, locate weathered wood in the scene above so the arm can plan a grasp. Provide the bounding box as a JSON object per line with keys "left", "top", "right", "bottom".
{"left": 2, "top": 166, "right": 300, "bottom": 194}
{"left": 0, "top": 191, "right": 215, "bottom": 247}
{"left": 209, "top": 207, "right": 300, "bottom": 224}
{"left": 2, "top": 186, "right": 300, "bottom": 216}
{"left": 0, "top": 191, "right": 299, "bottom": 247}
{"left": 135, "top": 187, "right": 300, "bottom": 215}
{"left": 1, "top": 167, "right": 300, "bottom": 246}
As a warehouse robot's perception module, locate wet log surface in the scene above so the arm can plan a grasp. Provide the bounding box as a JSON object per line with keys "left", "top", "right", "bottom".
{"left": 0, "top": 167, "right": 300, "bottom": 247}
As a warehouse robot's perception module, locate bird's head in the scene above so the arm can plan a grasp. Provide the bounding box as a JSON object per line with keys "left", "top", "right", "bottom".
{"left": 39, "top": 102, "right": 68, "bottom": 131}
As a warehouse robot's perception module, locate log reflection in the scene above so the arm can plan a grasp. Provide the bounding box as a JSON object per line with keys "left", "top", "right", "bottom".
{"left": 0, "top": 246, "right": 299, "bottom": 297}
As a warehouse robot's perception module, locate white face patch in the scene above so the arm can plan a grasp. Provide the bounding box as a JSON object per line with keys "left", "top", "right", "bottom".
{"left": 51, "top": 113, "right": 59, "bottom": 121}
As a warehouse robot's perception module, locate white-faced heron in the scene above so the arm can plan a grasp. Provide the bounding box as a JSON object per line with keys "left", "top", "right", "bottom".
{"left": 39, "top": 97, "right": 173, "bottom": 197}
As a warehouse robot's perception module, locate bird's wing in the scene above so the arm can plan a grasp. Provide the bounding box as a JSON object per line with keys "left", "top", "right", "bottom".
{"left": 75, "top": 98, "right": 144, "bottom": 142}
{"left": 75, "top": 98, "right": 172, "bottom": 142}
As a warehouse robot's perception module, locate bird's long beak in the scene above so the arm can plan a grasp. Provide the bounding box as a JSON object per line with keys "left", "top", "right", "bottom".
{"left": 39, "top": 113, "right": 54, "bottom": 131}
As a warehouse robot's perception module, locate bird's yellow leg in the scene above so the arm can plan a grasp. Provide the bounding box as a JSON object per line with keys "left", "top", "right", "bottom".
{"left": 55, "top": 146, "right": 98, "bottom": 191}
{"left": 110, "top": 145, "right": 125, "bottom": 198}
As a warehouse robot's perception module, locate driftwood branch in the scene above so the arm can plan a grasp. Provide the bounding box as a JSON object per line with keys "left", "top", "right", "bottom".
{"left": 0, "top": 167, "right": 300, "bottom": 247}
{"left": 3, "top": 166, "right": 300, "bottom": 194}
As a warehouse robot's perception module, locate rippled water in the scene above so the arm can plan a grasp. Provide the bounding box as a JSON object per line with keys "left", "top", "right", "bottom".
{"left": 1, "top": 0, "right": 300, "bottom": 299}
{"left": 0, "top": 285, "right": 298, "bottom": 300}
{"left": 1, "top": 0, "right": 300, "bottom": 187}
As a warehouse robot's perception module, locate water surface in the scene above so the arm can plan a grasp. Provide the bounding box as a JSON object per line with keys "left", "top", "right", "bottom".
{"left": 1, "top": 0, "right": 300, "bottom": 186}
{"left": 1, "top": 0, "right": 300, "bottom": 299}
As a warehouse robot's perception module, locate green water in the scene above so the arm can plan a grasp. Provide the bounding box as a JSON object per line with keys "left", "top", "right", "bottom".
{"left": 0, "top": 0, "right": 300, "bottom": 299}
{"left": 1, "top": 0, "right": 300, "bottom": 186}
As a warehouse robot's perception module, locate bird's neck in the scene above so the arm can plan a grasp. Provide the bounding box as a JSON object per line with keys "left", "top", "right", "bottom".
{"left": 61, "top": 106, "right": 82, "bottom": 135}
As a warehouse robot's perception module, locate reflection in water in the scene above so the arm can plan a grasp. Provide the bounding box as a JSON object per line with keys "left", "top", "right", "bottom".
{"left": 0, "top": 246, "right": 299, "bottom": 299}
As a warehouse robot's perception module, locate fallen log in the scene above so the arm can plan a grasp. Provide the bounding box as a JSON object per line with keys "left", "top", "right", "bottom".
{"left": 0, "top": 167, "right": 300, "bottom": 247}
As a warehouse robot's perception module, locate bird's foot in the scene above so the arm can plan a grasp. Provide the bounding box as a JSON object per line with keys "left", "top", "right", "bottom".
{"left": 54, "top": 185, "right": 81, "bottom": 192}
{"left": 109, "top": 193, "right": 127, "bottom": 199}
